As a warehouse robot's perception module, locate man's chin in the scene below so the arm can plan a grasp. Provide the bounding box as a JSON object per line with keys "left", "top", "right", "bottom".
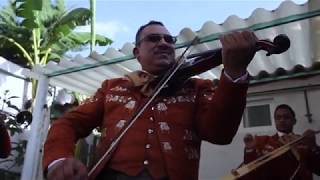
{"left": 152, "top": 67, "right": 170, "bottom": 75}
{"left": 278, "top": 129, "right": 292, "bottom": 134}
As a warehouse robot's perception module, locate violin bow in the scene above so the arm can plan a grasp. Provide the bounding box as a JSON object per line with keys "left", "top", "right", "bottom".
{"left": 87, "top": 37, "right": 200, "bottom": 180}
{"left": 220, "top": 130, "right": 320, "bottom": 180}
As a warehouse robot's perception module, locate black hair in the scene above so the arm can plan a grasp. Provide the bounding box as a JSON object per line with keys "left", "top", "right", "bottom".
{"left": 274, "top": 104, "right": 296, "bottom": 122}
{"left": 135, "top": 20, "right": 164, "bottom": 45}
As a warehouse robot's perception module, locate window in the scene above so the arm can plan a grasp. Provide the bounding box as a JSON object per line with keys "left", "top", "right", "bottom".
{"left": 243, "top": 104, "right": 272, "bottom": 128}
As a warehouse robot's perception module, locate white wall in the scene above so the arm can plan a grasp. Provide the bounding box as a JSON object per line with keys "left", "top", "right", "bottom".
{"left": 199, "top": 75, "right": 320, "bottom": 180}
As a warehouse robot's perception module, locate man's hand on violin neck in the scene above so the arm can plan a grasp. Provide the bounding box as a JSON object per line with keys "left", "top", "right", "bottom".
{"left": 47, "top": 158, "right": 88, "bottom": 180}
{"left": 220, "top": 30, "right": 258, "bottom": 79}
{"left": 302, "top": 129, "right": 317, "bottom": 147}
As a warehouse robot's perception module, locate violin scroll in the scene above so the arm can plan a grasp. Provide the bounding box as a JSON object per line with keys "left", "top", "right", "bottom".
{"left": 257, "top": 34, "right": 290, "bottom": 56}
{"left": 181, "top": 34, "right": 290, "bottom": 79}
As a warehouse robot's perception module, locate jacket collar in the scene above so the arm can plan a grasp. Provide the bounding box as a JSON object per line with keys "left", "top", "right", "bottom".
{"left": 125, "top": 70, "right": 158, "bottom": 96}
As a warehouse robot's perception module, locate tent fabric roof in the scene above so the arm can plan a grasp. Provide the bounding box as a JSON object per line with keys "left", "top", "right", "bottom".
{"left": 25, "top": 0, "right": 320, "bottom": 95}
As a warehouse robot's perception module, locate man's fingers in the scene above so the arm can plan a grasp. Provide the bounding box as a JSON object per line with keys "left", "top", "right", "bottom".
{"left": 73, "top": 160, "right": 88, "bottom": 180}
{"left": 47, "top": 158, "right": 88, "bottom": 180}
{"left": 63, "top": 159, "right": 77, "bottom": 179}
{"left": 47, "top": 160, "right": 65, "bottom": 180}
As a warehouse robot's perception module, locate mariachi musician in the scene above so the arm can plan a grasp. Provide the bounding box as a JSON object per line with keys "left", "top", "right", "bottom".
{"left": 43, "top": 20, "right": 286, "bottom": 180}
{"left": 241, "top": 104, "right": 320, "bottom": 180}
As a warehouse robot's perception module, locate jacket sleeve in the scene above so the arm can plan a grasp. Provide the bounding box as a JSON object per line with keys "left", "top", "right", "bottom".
{"left": 242, "top": 136, "right": 268, "bottom": 164}
{"left": 43, "top": 80, "right": 108, "bottom": 169}
{"left": 0, "top": 123, "right": 11, "bottom": 158}
{"left": 195, "top": 71, "right": 248, "bottom": 144}
{"left": 243, "top": 147, "right": 260, "bottom": 164}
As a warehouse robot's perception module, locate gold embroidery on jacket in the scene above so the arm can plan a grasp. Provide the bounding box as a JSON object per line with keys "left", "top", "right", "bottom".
{"left": 105, "top": 94, "right": 132, "bottom": 103}
{"left": 203, "top": 93, "right": 213, "bottom": 101}
{"left": 156, "top": 102, "right": 168, "bottom": 111}
{"left": 158, "top": 122, "right": 170, "bottom": 132}
{"left": 116, "top": 120, "right": 126, "bottom": 129}
{"left": 184, "top": 147, "right": 200, "bottom": 160}
{"left": 164, "top": 97, "right": 177, "bottom": 104}
{"left": 81, "top": 96, "right": 99, "bottom": 105}
{"left": 162, "top": 142, "right": 172, "bottom": 152}
{"left": 110, "top": 86, "right": 128, "bottom": 92}
{"left": 124, "top": 100, "right": 136, "bottom": 110}
{"left": 183, "top": 129, "right": 193, "bottom": 141}
{"left": 162, "top": 95, "right": 195, "bottom": 105}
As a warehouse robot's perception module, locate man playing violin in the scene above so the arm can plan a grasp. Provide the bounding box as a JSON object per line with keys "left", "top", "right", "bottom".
{"left": 43, "top": 20, "right": 258, "bottom": 180}
{"left": 242, "top": 104, "right": 320, "bottom": 180}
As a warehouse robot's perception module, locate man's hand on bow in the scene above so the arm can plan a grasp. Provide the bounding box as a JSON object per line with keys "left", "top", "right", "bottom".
{"left": 47, "top": 158, "right": 88, "bottom": 180}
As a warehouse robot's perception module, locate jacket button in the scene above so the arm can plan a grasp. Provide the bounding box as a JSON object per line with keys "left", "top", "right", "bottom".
{"left": 149, "top": 117, "right": 154, "bottom": 121}
{"left": 143, "top": 160, "right": 149, "bottom": 165}
{"left": 145, "top": 144, "right": 151, "bottom": 149}
{"left": 151, "top": 107, "right": 155, "bottom": 111}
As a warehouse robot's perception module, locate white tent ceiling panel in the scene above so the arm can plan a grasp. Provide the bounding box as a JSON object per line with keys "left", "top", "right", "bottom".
{"left": 30, "top": 0, "right": 320, "bottom": 96}
{"left": 45, "top": 62, "right": 100, "bottom": 88}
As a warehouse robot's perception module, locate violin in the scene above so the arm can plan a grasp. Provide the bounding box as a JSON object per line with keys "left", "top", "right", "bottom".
{"left": 88, "top": 34, "right": 291, "bottom": 180}
{"left": 161, "top": 34, "right": 290, "bottom": 94}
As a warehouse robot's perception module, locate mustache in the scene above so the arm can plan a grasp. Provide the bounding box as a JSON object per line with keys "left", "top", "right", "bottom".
{"left": 152, "top": 44, "right": 175, "bottom": 54}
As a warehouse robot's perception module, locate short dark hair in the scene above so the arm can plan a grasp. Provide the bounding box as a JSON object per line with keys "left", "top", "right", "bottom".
{"left": 135, "top": 20, "right": 164, "bottom": 45}
{"left": 274, "top": 104, "right": 296, "bottom": 121}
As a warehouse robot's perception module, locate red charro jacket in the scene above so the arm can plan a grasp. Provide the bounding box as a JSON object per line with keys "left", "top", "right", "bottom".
{"left": 242, "top": 134, "right": 320, "bottom": 180}
{"left": 43, "top": 72, "right": 248, "bottom": 180}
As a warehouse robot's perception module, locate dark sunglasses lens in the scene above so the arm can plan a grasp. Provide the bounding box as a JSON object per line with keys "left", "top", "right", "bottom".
{"left": 143, "top": 34, "right": 176, "bottom": 44}
{"left": 147, "top": 34, "right": 162, "bottom": 43}
{"left": 163, "top": 35, "right": 176, "bottom": 44}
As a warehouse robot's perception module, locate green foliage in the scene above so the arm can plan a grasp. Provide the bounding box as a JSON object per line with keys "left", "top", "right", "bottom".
{"left": 0, "top": 1, "right": 32, "bottom": 68}
{"left": 0, "top": 0, "right": 112, "bottom": 98}
{"left": 16, "top": 0, "right": 41, "bottom": 28}
{"left": 0, "top": 0, "right": 112, "bottom": 68}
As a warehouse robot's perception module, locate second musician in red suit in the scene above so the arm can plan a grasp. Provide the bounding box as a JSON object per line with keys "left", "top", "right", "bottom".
{"left": 242, "top": 104, "right": 320, "bottom": 180}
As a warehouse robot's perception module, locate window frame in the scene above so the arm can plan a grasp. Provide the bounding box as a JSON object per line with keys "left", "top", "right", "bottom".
{"left": 239, "top": 98, "right": 275, "bottom": 133}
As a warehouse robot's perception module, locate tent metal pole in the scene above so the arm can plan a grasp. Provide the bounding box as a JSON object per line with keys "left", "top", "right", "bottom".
{"left": 21, "top": 74, "right": 49, "bottom": 180}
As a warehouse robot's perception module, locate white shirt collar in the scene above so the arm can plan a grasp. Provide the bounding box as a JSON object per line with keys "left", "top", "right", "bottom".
{"left": 277, "top": 131, "right": 293, "bottom": 137}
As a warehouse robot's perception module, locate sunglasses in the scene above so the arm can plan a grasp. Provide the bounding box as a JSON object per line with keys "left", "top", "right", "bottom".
{"left": 138, "top": 34, "right": 177, "bottom": 45}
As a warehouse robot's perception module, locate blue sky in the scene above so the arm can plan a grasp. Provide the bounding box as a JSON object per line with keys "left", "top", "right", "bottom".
{"left": 1, "top": 0, "right": 308, "bottom": 55}
{"left": 68, "top": 0, "right": 307, "bottom": 55}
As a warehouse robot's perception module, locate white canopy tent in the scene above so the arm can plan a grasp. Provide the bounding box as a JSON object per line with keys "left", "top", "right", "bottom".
{"left": 20, "top": 0, "right": 320, "bottom": 179}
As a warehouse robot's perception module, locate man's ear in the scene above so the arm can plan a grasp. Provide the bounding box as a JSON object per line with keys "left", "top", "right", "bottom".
{"left": 133, "top": 47, "right": 139, "bottom": 61}
{"left": 293, "top": 118, "right": 297, "bottom": 125}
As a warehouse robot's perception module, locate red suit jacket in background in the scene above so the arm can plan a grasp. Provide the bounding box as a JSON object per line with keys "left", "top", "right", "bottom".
{"left": 242, "top": 134, "right": 320, "bottom": 180}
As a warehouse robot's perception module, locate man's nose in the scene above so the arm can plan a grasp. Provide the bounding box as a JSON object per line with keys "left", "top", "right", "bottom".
{"left": 158, "top": 37, "right": 169, "bottom": 44}
{"left": 278, "top": 117, "right": 288, "bottom": 122}
{"left": 156, "top": 40, "right": 173, "bottom": 50}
